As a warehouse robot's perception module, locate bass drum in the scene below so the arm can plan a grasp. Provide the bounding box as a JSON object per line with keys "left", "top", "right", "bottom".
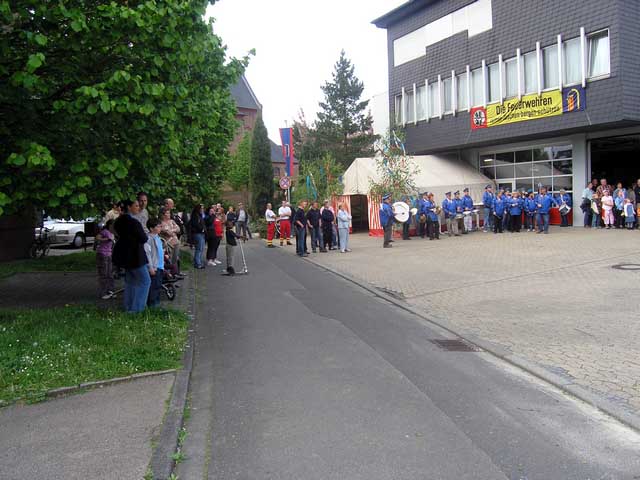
{"left": 393, "top": 201, "right": 410, "bottom": 223}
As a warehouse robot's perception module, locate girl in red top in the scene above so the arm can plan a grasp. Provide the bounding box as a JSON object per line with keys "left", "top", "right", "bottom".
{"left": 205, "top": 207, "right": 224, "bottom": 266}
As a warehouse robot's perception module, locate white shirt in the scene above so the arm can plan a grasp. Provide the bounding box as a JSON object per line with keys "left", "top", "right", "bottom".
{"left": 278, "top": 206, "right": 291, "bottom": 219}
{"left": 265, "top": 209, "right": 276, "bottom": 222}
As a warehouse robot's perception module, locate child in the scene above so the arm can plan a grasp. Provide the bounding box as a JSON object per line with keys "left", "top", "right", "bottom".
{"left": 96, "top": 219, "right": 115, "bottom": 299}
{"left": 224, "top": 220, "right": 243, "bottom": 275}
{"left": 601, "top": 191, "right": 615, "bottom": 229}
{"left": 524, "top": 192, "right": 536, "bottom": 232}
{"left": 591, "top": 193, "right": 601, "bottom": 228}
{"left": 145, "top": 218, "right": 164, "bottom": 307}
{"left": 623, "top": 198, "right": 636, "bottom": 230}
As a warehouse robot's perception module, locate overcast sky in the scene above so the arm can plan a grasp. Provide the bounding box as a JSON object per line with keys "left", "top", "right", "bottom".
{"left": 206, "top": 0, "right": 405, "bottom": 143}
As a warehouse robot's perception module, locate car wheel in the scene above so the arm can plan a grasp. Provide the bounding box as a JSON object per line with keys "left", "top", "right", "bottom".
{"left": 72, "top": 233, "right": 85, "bottom": 248}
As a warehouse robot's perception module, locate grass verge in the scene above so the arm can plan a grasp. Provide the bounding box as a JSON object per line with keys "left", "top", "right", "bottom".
{"left": 179, "top": 248, "right": 193, "bottom": 272}
{"left": 0, "top": 251, "right": 96, "bottom": 279}
{"left": 0, "top": 306, "right": 188, "bottom": 403}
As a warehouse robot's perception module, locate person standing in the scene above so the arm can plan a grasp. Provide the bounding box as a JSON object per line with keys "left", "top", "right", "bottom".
{"left": 418, "top": 192, "right": 429, "bottom": 238}
{"left": 265, "top": 203, "right": 277, "bottom": 248}
{"left": 581, "top": 183, "right": 593, "bottom": 228}
{"left": 380, "top": 194, "right": 394, "bottom": 248}
{"left": 624, "top": 198, "right": 636, "bottom": 229}
{"left": 113, "top": 199, "right": 151, "bottom": 313}
{"left": 133, "top": 191, "right": 150, "bottom": 233}
{"left": 596, "top": 178, "right": 610, "bottom": 198}
{"left": 103, "top": 202, "right": 122, "bottom": 224}
{"left": 556, "top": 189, "right": 572, "bottom": 227}
{"left": 503, "top": 189, "right": 512, "bottom": 232}
{"left": 294, "top": 200, "right": 308, "bottom": 257}
{"left": 144, "top": 218, "right": 164, "bottom": 307}
{"left": 95, "top": 219, "right": 115, "bottom": 299}
{"left": 634, "top": 179, "right": 640, "bottom": 228}
{"left": 278, "top": 201, "right": 292, "bottom": 246}
{"left": 482, "top": 185, "right": 495, "bottom": 232}
{"left": 226, "top": 206, "right": 237, "bottom": 226}
{"left": 425, "top": 193, "right": 440, "bottom": 240}
{"left": 337, "top": 204, "right": 352, "bottom": 253}
{"left": 492, "top": 191, "right": 506, "bottom": 234}
{"left": 453, "top": 191, "right": 465, "bottom": 234}
{"left": 462, "top": 188, "right": 474, "bottom": 233}
{"left": 442, "top": 192, "right": 459, "bottom": 237}
{"left": 524, "top": 191, "right": 537, "bottom": 231}
{"left": 535, "top": 187, "right": 556, "bottom": 234}
{"left": 205, "top": 206, "right": 219, "bottom": 266}
{"left": 236, "top": 203, "right": 249, "bottom": 239}
{"left": 601, "top": 190, "right": 615, "bottom": 229}
{"left": 320, "top": 202, "right": 335, "bottom": 252}
{"left": 189, "top": 204, "right": 206, "bottom": 268}
{"left": 614, "top": 190, "right": 625, "bottom": 229}
{"left": 591, "top": 193, "right": 602, "bottom": 228}
{"left": 508, "top": 191, "right": 524, "bottom": 232}
{"left": 158, "top": 207, "right": 181, "bottom": 272}
{"left": 306, "top": 201, "right": 323, "bottom": 253}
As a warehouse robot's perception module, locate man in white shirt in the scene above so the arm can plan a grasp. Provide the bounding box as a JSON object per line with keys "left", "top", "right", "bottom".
{"left": 265, "top": 203, "right": 277, "bottom": 248}
{"left": 236, "top": 202, "right": 249, "bottom": 239}
{"left": 277, "top": 201, "right": 292, "bottom": 246}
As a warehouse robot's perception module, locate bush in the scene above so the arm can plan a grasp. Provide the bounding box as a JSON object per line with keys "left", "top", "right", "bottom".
{"left": 252, "top": 216, "right": 267, "bottom": 239}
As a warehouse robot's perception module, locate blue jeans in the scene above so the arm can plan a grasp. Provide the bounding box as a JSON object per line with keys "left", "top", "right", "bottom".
{"left": 583, "top": 210, "right": 592, "bottom": 227}
{"left": 339, "top": 228, "right": 349, "bottom": 251}
{"left": 193, "top": 233, "right": 205, "bottom": 267}
{"left": 592, "top": 212, "right": 601, "bottom": 228}
{"left": 537, "top": 213, "right": 550, "bottom": 233}
{"left": 310, "top": 226, "right": 322, "bottom": 251}
{"left": 124, "top": 264, "right": 151, "bottom": 313}
{"left": 483, "top": 207, "right": 492, "bottom": 231}
{"left": 147, "top": 269, "right": 163, "bottom": 307}
{"left": 296, "top": 226, "right": 306, "bottom": 255}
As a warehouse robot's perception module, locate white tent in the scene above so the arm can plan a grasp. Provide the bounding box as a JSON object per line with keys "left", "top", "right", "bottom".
{"left": 342, "top": 155, "right": 493, "bottom": 202}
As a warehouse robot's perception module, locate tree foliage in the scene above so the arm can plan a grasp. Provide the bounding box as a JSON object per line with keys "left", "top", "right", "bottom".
{"left": 0, "top": 0, "right": 249, "bottom": 217}
{"left": 315, "top": 50, "right": 375, "bottom": 168}
{"left": 249, "top": 114, "right": 273, "bottom": 214}
{"left": 227, "top": 132, "right": 251, "bottom": 191}
{"left": 369, "top": 130, "right": 419, "bottom": 199}
{"left": 293, "top": 153, "right": 343, "bottom": 205}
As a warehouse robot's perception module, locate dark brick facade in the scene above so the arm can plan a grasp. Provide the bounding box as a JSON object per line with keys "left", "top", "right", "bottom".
{"left": 381, "top": 0, "right": 640, "bottom": 154}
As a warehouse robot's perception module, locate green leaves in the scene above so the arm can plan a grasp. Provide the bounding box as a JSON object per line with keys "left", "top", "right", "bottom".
{"left": 26, "top": 53, "right": 45, "bottom": 72}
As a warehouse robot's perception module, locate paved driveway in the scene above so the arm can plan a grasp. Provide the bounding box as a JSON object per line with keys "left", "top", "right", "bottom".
{"left": 298, "top": 227, "right": 640, "bottom": 413}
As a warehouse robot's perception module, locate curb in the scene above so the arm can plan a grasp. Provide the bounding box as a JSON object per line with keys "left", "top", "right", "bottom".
{"left": 150, "top": 269, "right": 198, "bottom": 480}
{"left": 303, "top": 256, "right": 640, "bottom": 433}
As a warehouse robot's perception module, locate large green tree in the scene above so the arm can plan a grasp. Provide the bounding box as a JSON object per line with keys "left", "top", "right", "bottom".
{"left": 0, "top": 0, "right": 249, "bottom": 217}
{"left": 315, "top": 50, "right": 375, "bottom": 168}
{"left": 227, "top": 132, "right": 252, "bottom": 191}
{"left": 249, "top": 114, "right": 273, "bottom": 214}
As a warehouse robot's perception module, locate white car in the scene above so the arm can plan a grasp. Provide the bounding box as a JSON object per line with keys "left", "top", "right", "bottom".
{"left": 35, "top": 218, "right": 96, "bottom": 248}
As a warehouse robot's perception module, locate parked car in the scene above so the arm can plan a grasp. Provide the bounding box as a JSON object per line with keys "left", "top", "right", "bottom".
{"left": 34, "top": 218, "right": 96, "bottom": 248}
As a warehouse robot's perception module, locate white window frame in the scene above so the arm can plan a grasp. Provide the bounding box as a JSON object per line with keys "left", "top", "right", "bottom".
{"left": 536, "top": 42, "right": 542, "bottom": 95}
{"left": 394, "top": 94, "right": 402, "bottom": 126}
{"left": 413, "top": 83, "right": 417, "bottom": 124}
{"left": 587, "top": 28, "right": 611, "bottom": 80}
{"left": 482, "top": 60, "right": 487, "bottom": 107}
{"left": 516, "top": 48, "right": 522, "bottom": 99}
{"left": 487, "top": 61, "right": 500, "bottom": 104}
{"left": 504, "top": 56, "right": 518, "bottom": 100}
{"left": 401, "top": 87, "right": 406, "bottom": 126}
{"left": 437, "top": 74, "right": 443, "bottom": 119}
{"left": 542, "top": 43, "right": 559, "bottom": 92}
{"left": 580, "top": 27, "right": 587, "bottom": 87}
{"left": 425, "top": 79, "right": 430, "bottom": 123}
{"left": 416, "top": 83, "right": 427, "bottom": 122}
{"left": 443, "top": 74, "right": 453, "bottom": 115}
{"left": 557, "top": 34, "right": 563, "bottom": 91}
{"left": 466, "top": 65, "right": 471, "bottom": 111}
{"left": 562, "top": 35, "right": 582, "bottom": 87}
{"left": 498, "top": 54, "right": 504, "bottom": 103}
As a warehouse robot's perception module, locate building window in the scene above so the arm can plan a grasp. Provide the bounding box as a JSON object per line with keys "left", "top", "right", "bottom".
{"left": 471, "top": 67, "right": 483, "bottom": 106}
{"left": 394, "top": 95, "right": 402, "bottom": 125}
{"left": 443, "top": 77, "right": 453, "bottom": 113}
{"left": 487, "top": 62, "right": 500, "bottom": 103}
{"left": 523, "top": 51, "right": 537, "bottom": 94}
{"left": 416, "top": 85, "right": 427, "bottom": 121}
{"left": 563, "top": 37, "right": 581, "bottom": 85}
{"left": 404, "top": 88, "right": 415, "bottom": 124}
{"left": 543, "top": 45, "right": 559, "bottom": 89}
{"left": 428, "top": 82, "right": 439, "bottom": 118}
{"left": 504, "top": 58, "right": 518, "bottom": 98}
{"left": 588, "top": 30, "right": 610, "bottom": 78}
{"left": 457, "top": 73, "right": 468, "bottom": 111}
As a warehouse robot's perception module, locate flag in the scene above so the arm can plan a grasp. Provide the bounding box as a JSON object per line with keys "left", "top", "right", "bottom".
{"left": 279, "top": 127, "right": 295, "bottom": 177}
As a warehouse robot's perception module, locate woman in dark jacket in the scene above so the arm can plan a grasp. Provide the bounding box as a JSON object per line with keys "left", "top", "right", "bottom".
{"left": 189, "top": 204, "right": 206, "bottom": 269}
{"left": 204, "top": 206, "right": 221, "bottom": 266}
{"left": 113, "top": 199, "right": 151, "bottom": 313}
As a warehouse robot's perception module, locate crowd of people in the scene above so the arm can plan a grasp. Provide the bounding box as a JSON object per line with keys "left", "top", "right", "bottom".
{"left": 378, "top": 177, "right": 640, "bottom": 247}
{"left": 264, "top": 199, "right": 353, "bottom": 257}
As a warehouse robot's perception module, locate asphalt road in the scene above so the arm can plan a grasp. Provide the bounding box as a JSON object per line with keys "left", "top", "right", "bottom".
{"left": 177, "top": 242, "right": 640, "bottom": 480}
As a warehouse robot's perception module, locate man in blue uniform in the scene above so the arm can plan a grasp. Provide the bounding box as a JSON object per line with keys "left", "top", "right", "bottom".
{"left": 492, "top": 190, "right": 506, "bottom": 233}
{"left": 482, "top": 185, "right": 494, "bottom": 232}
{"left": 442, "top": 191, "right": 459, "bottom": 236}
{"left": 524, "top": 190, "right": 537, "bottom": 231}
{"left": 401, "top": 195, "right": 412, "bottom": 240}
{"left": 425, "top": 192, "right": 440, "bottom": 240}
{"left": 535, "top": 187, "right": 557, "bottom": 234}
{"left": 380, "top": 194, "right": 395, "bottom": 248}
{"left": 453, "top": 191, "right": 465, "bottom": 234}
{"left": 418, "top": 192, "right": 429, "bottom": 238}
{"left": 462, "top": 188, "right": 474, "bottom": 233}
{"left": 503, "top": 189, "right": 512, "bottom": 232}
{"left": 509, "top": 191, "right": 524, "bottom": 232}
{"left": 555, "top": 188, "right": 572, "bottom": 227}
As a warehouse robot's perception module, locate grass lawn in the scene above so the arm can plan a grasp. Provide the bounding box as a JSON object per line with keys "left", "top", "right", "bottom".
{"left": 179, "top": 248, "right": 194, "bottom": 271}
{"left": 0, "top": 251, "right": 96, "bottom": 279}
{"left": 0, "top": 306, "right": 188, "bottom": 403}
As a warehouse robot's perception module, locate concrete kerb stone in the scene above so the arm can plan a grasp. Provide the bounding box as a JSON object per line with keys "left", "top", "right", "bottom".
{"left": 302, "top": 255, "right": 640, "bottom": 434}
{"left": 149, "top": 269, "right": 198, "bottom": 480}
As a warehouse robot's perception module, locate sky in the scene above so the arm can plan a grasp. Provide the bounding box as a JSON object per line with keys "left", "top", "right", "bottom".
{"left": 206, "top": 0, "right": 406, "bottom": 143}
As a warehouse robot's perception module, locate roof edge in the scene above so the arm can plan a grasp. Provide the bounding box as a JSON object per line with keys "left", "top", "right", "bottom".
{"left": 372, "top": 0, "right": 440, "bottom": 29}
{"left": 241, "top": 75, "right": 262, "bottom": 111}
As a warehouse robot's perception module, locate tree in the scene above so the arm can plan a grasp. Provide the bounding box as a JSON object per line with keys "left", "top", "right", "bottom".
{"left": 316, "top": 50, "right": 375, "bottom": 168}
{"left": 0, "top": 0, "right": 249, "bottom": 218}
{"left": 293, "top": 153, "right": 343, "bottom": 204}
{"left": 250, "top": 114, "right": 273, "bottom": 214}
{"left": 369, "top": 130, "right": 419, "bottom": 199}
{"left": 227, "top": 132, "right": 252, "bottom": 191}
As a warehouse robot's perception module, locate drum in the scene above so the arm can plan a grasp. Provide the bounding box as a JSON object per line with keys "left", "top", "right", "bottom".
{"left": 393, "top": 201, "right": 410, "bottom": 223}
{"left": 472, "top": 209, "right": 480, "bottom": 214}
{"left": 455, "top": 213, "right": 464, "bottom": 220}
{"left": 559, "top": 204, "right": 571, "bottom": 215}
{"left": 463, "top": 211, "right": 472, "bottom": 216}
{"left": 410, "top": 207, "right": 418, "bottom": 216}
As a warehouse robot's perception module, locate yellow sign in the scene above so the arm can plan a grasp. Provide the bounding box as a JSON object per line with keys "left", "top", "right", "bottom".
{"left": 470, "top": 87, "right": 586, "bottom": 130}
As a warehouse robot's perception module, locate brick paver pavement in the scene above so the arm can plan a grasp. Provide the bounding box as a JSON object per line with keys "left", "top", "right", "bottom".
{"left": 294, "top": 227, "right": 640, "bottom": 413}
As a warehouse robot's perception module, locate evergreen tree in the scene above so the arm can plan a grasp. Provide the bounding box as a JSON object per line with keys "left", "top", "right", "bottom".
{"left": 228, "top": 132, "right": 252, "bottom": 191}
{"left": 250, "top": 114, "right": 273, "bottom": 214}
{"left": 316, "top": 50, "right": 375, "bottom": 168}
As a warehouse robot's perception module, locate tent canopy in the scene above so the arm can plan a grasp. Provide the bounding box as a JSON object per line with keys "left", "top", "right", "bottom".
{"left": 342, "top": 154, "right": 493, "bottom": 203}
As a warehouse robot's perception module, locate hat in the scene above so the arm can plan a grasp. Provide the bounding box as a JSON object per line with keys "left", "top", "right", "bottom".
{"left": 463, "top": 188, "right": 469, "bottom": 193}
{"left": 422, "top": 191, "right": 428, "bottom": 196}
{"left": 527, "top": 189, "right": 533, "bottom": 194}
{"left": 445, "top": 191, "right": 451, "bottom": 196}
{"left": 485, "top": 185, "right": 492, "bottom": 189}
{"left": 382, "top": 193, "right": 391, "bottom": 201}
{"left": 454, "top": 190, "right": 460, "bottom": 195}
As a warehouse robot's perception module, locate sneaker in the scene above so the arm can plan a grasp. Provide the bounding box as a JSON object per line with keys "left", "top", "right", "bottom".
{"left": 101, "top": 292, "right": 113, "bottom": 300}
{"left": 207, "top": 260, "right": 215, "bottom": 266}
{"left": 214, "top": 259, "right": 222, "bottom": 265}
{"left": 345, "top": 249, "right": 351, "bottom": 252}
